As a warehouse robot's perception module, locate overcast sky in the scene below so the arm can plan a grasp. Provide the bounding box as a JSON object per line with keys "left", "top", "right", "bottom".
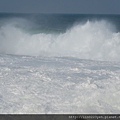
{"left": 0, "top": 0, "right": 120, "bottom": 14}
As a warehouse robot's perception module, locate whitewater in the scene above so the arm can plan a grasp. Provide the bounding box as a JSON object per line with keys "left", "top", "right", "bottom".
{"left": 0, "top": 14, "right": 120, "bottom": 113}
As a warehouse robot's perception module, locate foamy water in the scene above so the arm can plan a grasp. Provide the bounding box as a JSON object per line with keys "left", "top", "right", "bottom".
{"left": 0, "top": 54, "right": 120, "bottom": 114}
{"left": 0, "top": 14, "right": 120, "bottom": 114}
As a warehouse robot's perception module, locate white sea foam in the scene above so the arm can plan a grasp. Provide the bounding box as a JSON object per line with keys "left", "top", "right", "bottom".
{"left": 0, "top": 19, "right": 120, "bottom": 61}
{"left": 0, "top": 54, "right": 120, "bottom": 113}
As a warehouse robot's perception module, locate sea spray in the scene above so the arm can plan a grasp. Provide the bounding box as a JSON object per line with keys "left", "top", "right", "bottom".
{"left": 0, "top": 15, "right": 120, "bottom": 61}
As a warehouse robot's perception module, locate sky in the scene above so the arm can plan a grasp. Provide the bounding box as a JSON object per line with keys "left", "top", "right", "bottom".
{"left": 0, "top": 0, "right": 120, "bottom": 14}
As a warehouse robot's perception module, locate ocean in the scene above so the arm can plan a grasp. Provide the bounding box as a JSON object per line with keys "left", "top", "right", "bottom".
{"left": 0, "top": 13, "right": 120, "bottom": 113}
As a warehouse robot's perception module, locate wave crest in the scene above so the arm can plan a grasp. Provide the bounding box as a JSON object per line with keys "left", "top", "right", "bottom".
{"left": 0, "top": 19, "right": 120, "bottom": 61}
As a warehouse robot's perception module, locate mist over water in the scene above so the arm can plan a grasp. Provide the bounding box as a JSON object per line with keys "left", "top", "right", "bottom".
{"left": 0, "top": 15, "right": 120, "bottom": 61}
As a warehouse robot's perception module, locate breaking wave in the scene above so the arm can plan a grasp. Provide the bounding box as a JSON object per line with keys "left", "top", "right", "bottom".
{"left": 0, "top": 18, "right": 120, "bottom": 61}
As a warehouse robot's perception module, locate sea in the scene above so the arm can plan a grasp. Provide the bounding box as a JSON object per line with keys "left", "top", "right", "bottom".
{"left": 0, "top": 13, "right": 120, "bottom": 114}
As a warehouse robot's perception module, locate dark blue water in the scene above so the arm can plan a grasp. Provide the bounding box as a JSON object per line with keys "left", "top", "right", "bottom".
{"left": 0, "top": 13, "right": 120, "bottom": 33}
